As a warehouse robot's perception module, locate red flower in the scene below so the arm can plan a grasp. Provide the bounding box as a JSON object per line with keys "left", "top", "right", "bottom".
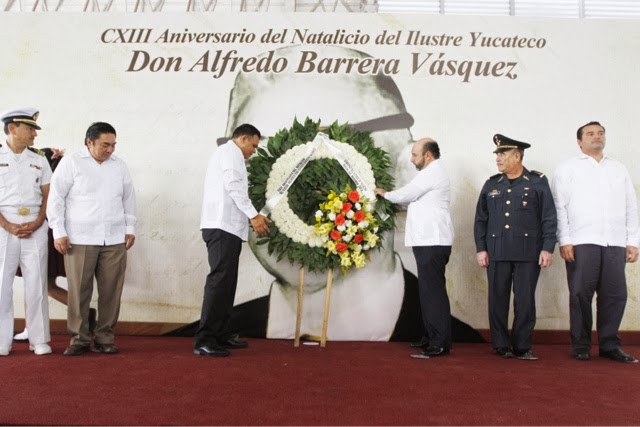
{"left": 330, "top": 230, "right": 342, "bottom": 241}
{"left": 341, "top": 202, "right": 352, "bottom": 213}
{"left": 354, "top": 211, "right": 366, "bottom": 223}
{"left": 354, "top": 234, "right": 364, "bottom": 244}
{"left": 348, "top": 191, "right": 360, "bottom": 203}
{"left": 335, "top": 214, "right": 346, "bottom": 226}
{"left": 336, "top": 242, "right": 348, "bottom": 252}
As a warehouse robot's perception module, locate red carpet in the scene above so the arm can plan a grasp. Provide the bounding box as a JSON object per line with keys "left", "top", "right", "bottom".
{"left": 0, "top": 335, "right": 638, "bottom": 425}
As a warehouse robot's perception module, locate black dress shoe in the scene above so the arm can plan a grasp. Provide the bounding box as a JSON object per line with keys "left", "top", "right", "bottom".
{"left": 599, "top": 348, "right": 638, "bottom": 364}
{"left": 221, "top": 337, "right": 248, "bottom": 349}
{"left": 572, "top": 351, "right": 591, "bottom": 361}
{"left": 410, "top": 336, "right": 429, "bottom": 348}
{"left": 515, "top": 350, "right": 538, "bottom": 360}
{"left": 495, "top": 347, "right": 514, "bottom": 358}
{"left": 63, "top": 344, "right": 90, "bottom": 356}
{"left": 424, "top": 346, "right": 450, "bottom": 357}
{"left": 92, "top": 343, "right": 119, "bottom": 354}
{"left": 193, "top": 344, "right": 230, "bottom": 357}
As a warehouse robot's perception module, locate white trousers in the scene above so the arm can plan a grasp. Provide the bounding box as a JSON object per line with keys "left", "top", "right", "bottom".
{"left": 0, "top": 213, "right": 50, "bottom": 348}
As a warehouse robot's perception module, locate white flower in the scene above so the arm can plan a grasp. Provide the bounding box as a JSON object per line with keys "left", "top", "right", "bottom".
{"left": 346, "top": 211, "right": 354, "bottom": 219}
{"left": 345, "top": 220, "right": 353, "bottom": 227}
{"left": 363, "top": 244, "right": 370, "bottom": 250}
{"left": 337, "top": 225, "right": 346, "bottom": 232}
{"left": 373, "top": 226, "right": 379, "bottom": 233}
{"left": 315, "top": 210, "right": 323, "bottom": 218}
{"left": 328, "top": 213, "right": 336, "bottom": 221}
{"left": 355, "top": 203, "right": 361, "bottom": 210}
{"left": 359, "top": 220, "right": 369, "bottom": 228}
{"left": 343, "top": 234, "right": 353, "bottom": 243}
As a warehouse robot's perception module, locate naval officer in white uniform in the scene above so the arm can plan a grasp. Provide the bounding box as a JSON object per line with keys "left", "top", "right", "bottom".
{"left": 0, "top": 108, "right": 52, "bottom": 356}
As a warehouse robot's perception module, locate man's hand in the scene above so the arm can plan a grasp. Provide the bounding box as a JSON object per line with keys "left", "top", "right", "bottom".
{"left": 125, "top": 234, "right": 136, "bottom": 250}
{"left": 54, "top": 236, "right": 72, "bottom": 255}
{"left": 559, "top": 245, "right": 575, "bottom": 262}
{"left": 3, "top": 221, "right": 32, "bottom": 238}
{"left": 251, "top": 214, "right": 271, "bottom": 237}
{"left": 539, "top": 250, "right": 553, "bottom": 268}
{"left": 374, "top": 188, "right": 387, "bottom": 197}
{"left": 626, "top": 245, "right": 639, "bottom": 263}
{"left": 20, "top": 220, "right": 44, "bottom": 234}
{"left": 476, "top": 251, "right": 489, "bottom": 268}
{"left": 51, "top": 148, "right": 64, "bottom": 159}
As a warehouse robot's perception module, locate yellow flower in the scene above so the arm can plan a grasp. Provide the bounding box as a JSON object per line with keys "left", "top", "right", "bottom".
{"left": 353, "top": 253, "right": 366, "bottom": 268}
{"left": 340, "top": 254, "right": 352, "bottom": 268}
{"left": 366, "top": 232, "right": 379, "bottom": 247}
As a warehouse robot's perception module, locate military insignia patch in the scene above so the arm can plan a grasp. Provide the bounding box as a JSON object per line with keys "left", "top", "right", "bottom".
{"left": 488, "top": 189, "right": 501, "bottom": 197}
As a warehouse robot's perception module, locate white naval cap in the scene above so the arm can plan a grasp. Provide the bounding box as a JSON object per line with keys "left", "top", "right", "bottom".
{"left": 0, "top": 107, "right": 41, "bottom": 130}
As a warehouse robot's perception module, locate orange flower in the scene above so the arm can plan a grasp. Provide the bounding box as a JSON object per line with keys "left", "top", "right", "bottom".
{"left": 354, "top": 234, "right": 364, "bottom": 244}
{"left": 336, "top": 242, "right": 348, "bottom": 252}
{"left": 348, "top": 191, "right": 360, "bottom": 203}
{"left": 341, "top": 202, "right": 352, "bottom": 213}
{"left": 354, "top": 211, "right": 366, "bottom": 223}
{"left": 330, "top": 230, "right": 342, "bottom": 241}
{"left": 335, "top": 214, "right": 346, "bottom": 226}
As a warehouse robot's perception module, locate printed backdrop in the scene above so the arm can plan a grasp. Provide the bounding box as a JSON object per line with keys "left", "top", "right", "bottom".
{"left": 2, "top": 12, "right": 639, "bottom": 339}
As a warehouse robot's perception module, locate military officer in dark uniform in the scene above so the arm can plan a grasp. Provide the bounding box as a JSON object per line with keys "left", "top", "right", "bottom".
{"left": 474, "top": 134, "right": 557, "bottom": 360}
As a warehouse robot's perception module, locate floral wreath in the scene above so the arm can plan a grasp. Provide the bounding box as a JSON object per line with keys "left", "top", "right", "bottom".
{"left": 248, "top": 118, "right": 396, "bottom": 273}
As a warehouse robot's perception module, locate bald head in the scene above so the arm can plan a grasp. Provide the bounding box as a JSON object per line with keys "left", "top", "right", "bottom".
{"left": 416, "top": 138, "right": 439, "bottom": 157}
{"left": 410, "top": 138, "right": 440, "bottom": 171}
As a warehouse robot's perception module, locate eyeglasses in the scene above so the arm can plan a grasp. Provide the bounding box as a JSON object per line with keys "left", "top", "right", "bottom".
{"left": 216, "top": 112, "right": 414, "bottom": 146}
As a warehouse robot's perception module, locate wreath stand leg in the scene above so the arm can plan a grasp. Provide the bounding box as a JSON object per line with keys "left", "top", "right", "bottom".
{"left": 294, "top": 267, "right": 304, "bottom": 347}
{"left": 320, "top": 269, "right": 334, "bottom": 348}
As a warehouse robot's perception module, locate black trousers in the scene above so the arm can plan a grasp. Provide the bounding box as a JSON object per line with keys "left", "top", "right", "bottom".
{"left": 194, "top": 229, "right": 242, "bottom": 348}
{"left": 413, "top": 246, "right": 452, "bottom": 349}
{"left": 487, "top": 260, "right": 540, "bottom": 352}
{"left": 566, "top": 244, "right": 627, "bottom": 352}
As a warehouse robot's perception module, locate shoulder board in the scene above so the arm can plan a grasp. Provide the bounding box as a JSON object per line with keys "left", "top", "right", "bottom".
{"left": 530, "top": 170, "right": 545, "bottom": 178}
{"left": 27, "top": 147, "right": 45, "bottom": 156}
{"left": 489, "top": 173, "right": 502, "bottom": 180}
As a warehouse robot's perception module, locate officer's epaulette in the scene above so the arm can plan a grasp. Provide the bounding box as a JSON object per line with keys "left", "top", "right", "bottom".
{"left": 489, "top": 173, "right": 502, "bottom": 180}
{"left": 27, "top": 147, "right": 45, "bottom": 156}
{"left": 530, "top": 170, "right": 545, "bottom": 178}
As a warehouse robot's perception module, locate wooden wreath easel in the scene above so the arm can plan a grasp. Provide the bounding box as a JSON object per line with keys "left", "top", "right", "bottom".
{"left": 294, "top": 267, "right": 334, "bottom": 348}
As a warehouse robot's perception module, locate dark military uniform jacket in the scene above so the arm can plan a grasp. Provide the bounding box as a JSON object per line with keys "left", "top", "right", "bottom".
{"left": 474, "top": 168, "right": 557, "bottom": 262}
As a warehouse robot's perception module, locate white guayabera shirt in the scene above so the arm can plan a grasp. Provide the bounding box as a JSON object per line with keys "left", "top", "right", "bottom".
{"left": 47, "top": 147, "right": 136, "bottom": 245}
{"left": 552, "top": 153, "right": 639, "bottom": 248}
{"left": 200, "top": 140, "right": 258, "bottom": 241}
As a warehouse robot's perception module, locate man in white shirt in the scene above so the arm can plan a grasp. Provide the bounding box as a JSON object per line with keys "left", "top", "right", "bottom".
{"left": 195, "top": 124, "right": 270, "bottom": 357}
{"left": 552, "top": 121, "right": 639, "bottom": 363}
{"left": 375, "top": 139, "right": 454, "bottom": 357}
{"left": 0, "top": 108, "right": 52, "bottom": 356}
{"left": 48, "top": 122, "right": 136, "bottom": 356}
